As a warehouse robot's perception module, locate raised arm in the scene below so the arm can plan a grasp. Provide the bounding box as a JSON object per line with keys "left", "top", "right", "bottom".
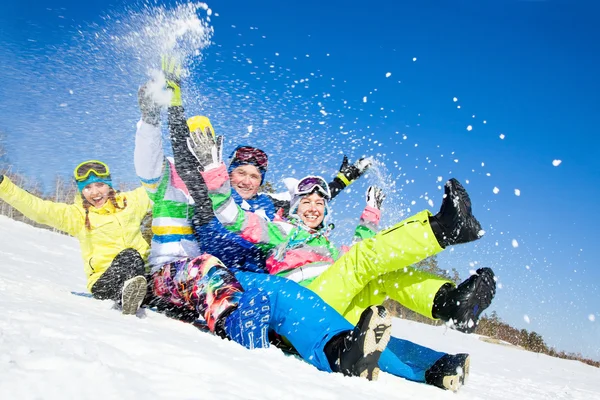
{"left": 260, "top": 155, "right": 371, "bottom": 217}
{"left": 161, "top": 55, "right": 219, "bottom": 228}
{"left": 329, "top": 155, "right": 372, "bottom": 200}
{"left": 0, "top": 176, "right": 83, "bottom": 235}
{"left": 135, "top": 82, "right": 168, "bottom": 202}
{"left": 352, "top": 186, "right": 385, "bottom": 244}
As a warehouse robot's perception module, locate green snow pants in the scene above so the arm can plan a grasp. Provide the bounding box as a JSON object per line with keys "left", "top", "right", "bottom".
{"left": 306, "top": 210, "right": 452, "bottom": 325}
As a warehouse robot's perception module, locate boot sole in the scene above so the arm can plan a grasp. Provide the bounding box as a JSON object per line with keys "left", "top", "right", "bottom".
{"left": 446, "top": 179, "right": 483, "bottom": 242}
{"left": 455, "top": 269, "right": 496, "bottom": 332}
{"left": 354, "top": 306, "right": 392, "bottom": 381}
{"left": 122, "top": 276, "right": 147, "bottom": 315}
{"left": 442, "top": 354, "right": 470, "bottom": 392}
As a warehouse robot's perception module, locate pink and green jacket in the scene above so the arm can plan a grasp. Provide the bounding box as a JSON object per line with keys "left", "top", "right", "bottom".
{"left": 201, "top": 163, "right": 380, "bottom": 284}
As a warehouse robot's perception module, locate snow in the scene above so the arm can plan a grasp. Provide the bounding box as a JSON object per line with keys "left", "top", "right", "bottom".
{"left": 553, "top": 159, "right": 562, "bottom": 166}
{"left": 1, "top": 215, "right": 599, "bottom": 399}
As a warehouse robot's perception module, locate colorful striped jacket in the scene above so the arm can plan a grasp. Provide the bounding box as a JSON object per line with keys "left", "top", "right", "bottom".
{"left": 134, "top": 120, "right": 201, "bottom": 271}
{"left": 201, "top": 163, "right": 380, "bottom": 283}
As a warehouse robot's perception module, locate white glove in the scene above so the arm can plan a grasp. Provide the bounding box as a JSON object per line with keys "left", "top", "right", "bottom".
{"left": 186, "top": 127, "right": 223, "bottom": 171}
{"left": 366, "top": 186, "right": 385, "bottom": 210}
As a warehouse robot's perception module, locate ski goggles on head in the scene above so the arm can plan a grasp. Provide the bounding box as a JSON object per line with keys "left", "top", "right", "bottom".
{"left": 73, "top": 160, "right": 111, "bottom": 182}
{"left": 231, "top": 146, "right": 268, "bottom": 171}
{"left": 296, "top": 176, "right": 331, "bottom": 200}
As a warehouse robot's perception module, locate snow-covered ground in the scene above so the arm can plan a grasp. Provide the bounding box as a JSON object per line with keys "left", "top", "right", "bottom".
{"left": 1, "top": 215, "right": 598, "bottom": 400}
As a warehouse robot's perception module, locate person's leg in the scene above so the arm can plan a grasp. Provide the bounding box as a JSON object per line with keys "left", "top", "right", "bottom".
{"left": 379, "top": 336, "right": 446, "bottom": 381}
{"left": 234, "top": 271, "right": 391, "bottom": 378}
{"left": 307, "top": 210, "right": 443, "bottom": 316}
{"left": 308, "top": 179, "right": 485, "bottom": 322}
{"left": 340, "top": 267, "right": 451, "bottom": 325}
{"left": 149, "top": 255, "right": 270, "bottom": 349}
{"left": 91, "top": 248, "right": 146, "bottom": 306}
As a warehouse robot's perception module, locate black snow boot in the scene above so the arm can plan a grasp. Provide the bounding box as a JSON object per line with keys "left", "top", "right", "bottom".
{"left": 432, "top": 267, "right": 496, "bottom": 333}
{"left": 425, "top": 353, "right": 470, "bottom": 392}
{"left": 324, "top": 305, "right": 392, "bottom": 381}
{"left": 429, "top": 178, "right": 483, "bottom": 248}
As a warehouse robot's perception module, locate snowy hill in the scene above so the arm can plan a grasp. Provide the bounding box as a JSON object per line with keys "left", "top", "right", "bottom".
{"left": 0, "top": 215, "right": 598, "bottom": 400}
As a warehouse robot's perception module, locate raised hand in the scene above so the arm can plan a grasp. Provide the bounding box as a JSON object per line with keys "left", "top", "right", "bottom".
{"left": 161, "top": 55, "right": 182, "bottom": 107}
{"left": 337, "top": 155, "right": 372, "bottom": 186}
{"left": 187, "top": 127, "right": 224, "bottom": 171}
{"left": 137, "top": 82, "right": 161, "bottom": 126}
{"left": 366, "top": 186, "right": 385, "bottom": 210}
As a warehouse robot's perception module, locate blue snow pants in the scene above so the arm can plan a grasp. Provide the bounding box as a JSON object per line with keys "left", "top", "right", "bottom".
{"left": 234, "top": 271, "right": 352, "bottom": 372}
{"left": 198, "top": 219, "right": 446, "bottom": 381}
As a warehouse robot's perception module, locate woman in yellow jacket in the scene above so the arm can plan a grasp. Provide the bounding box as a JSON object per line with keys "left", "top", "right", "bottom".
{"left": 0, "top": 160, "right": 151, "bottom": 314}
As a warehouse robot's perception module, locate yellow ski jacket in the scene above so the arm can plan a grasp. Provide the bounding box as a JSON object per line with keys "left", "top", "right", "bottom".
{"left": 0, "top": 176, "right": 151, "bottom": 291}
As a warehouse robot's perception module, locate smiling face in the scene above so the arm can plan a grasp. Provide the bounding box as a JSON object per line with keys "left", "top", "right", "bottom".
{"left": 230, "top": 165, "right": 262, "bottom": 200}
{"left": 81, "top": 182, "right": 111, "bottom": 208}
{"left": 297, "top": 192, "right": 326, "bottom": 229}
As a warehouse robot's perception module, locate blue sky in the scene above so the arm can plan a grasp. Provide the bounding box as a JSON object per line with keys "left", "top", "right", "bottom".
{"left": 1, "top": 0, "right": 599, "bottom": 360}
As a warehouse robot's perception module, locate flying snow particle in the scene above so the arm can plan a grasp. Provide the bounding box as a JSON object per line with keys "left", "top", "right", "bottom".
{"left": 466, "top": 125, "right": 473, "bottom": 131}
{"left": 552, "top": 159, "right": 562, "bottom": 167}
{"left": 437, "top": 176, "right": 443, "bottom": 182}
{"left": 59, "top": 103, "right": 67, "bottom": 107}
{"left": 512, "top": 239, "right": 519, "bottom": 248}
{"left": 499, "top": 134, "right": 505, "bottom": 139}
{"left": 363, "top": 96, "right": 367, "bottom": 103}
{"left": 412, "top": 57, "right": 417, "bottom": 61}
{"left": 453, "top": 97, "right": 458, "bottom": 102}
{"left": 385, "top": 72, "right": 391, "bottom": 78}
{"left": 514, "top": 189, "right": 521, "bottom": 196}
{"left": 493, "top": 187, "right": 500, "bottom": 194}
{"left": 428, "top": 199, "right": 434, "bottom": 207}
{"left": 247, "top": 125, "right": 253, "bottom": 133}
{"left": 589, "top": 314, "right": 596, "bottom": 322}
{"left": 69, "top": 90, "right": 74, "bottom": 95}
{"left": 524, "top": 315, "right": 530, "bottom": 324}
{"left": 525, "top": 265, "right": 530, "bottom": 270}
{"left": 320, "top": 109, "right": 327, "bottom": 116}
{"left": 483, "top": 120, "right": 487, "bottom": 124}
{"left": 472, "top": 114, "right": 476, "bottom": 118}
{"left": 275, "top": 52, "right": 279, "bottom": 56}
{"left": 457, "top": 105, "right": 461, "bottom": 109}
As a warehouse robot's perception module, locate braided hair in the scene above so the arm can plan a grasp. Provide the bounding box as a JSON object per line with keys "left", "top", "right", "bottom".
{"left": 81, "top": 189, "right": 127, "bottom": 230}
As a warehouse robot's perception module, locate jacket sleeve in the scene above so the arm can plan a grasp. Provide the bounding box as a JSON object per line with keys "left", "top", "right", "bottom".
{"left": 134, "top": 119, "right": 166, "bottom": 204}
{"left": 200, "top": 163, "right": 295, "bottom": 250}
{"left": 352, "top": 205, "right": 381, "bottom": 244}
{"left": 123, "top": 186, "right": 152, "bottom": 220}
{"left": 0, "top": 176, "right": 83, "bottom": 235}
{"left": 167, "top": 105, "right": 214, "bottom": 226}
{"left": 328, "top": 176, "right": 346, "bottom": 200}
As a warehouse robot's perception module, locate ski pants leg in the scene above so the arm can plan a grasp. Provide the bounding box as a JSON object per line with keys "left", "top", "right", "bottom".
{"left": 379, "top": 336, "right": 447, "bottom": 382}
{"left": 306, "top": 210, "right": 448, "bottom": 321}
{"left": 150, "top": 254, "right": 244, "bottom": 331}
{"left": 338, "top": 267, "right": 453, "bottom": 325}
{"left": 234, "top": 271, "right": 352, "bottom": 372}
{"left": 91, "top": 248, "right": 145, "bottom": 301}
